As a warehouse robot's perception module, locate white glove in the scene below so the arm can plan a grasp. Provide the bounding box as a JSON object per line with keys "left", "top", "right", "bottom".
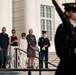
{"left": 42, "top": 47, "right": 45, "bottom": 50}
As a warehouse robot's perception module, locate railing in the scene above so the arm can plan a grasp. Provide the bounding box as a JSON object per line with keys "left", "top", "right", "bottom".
{"left": 10, "top": 48, "right": 57, "bottom": 75}
{"left": 0, "top": 48, "right": 58, "bottom": 75}
{"left": 0, "top": 68, "right": 56, "bottom": 75}
{"left": 0, "top": 48, "right": 57, "bottom": 75}
{"left": 14, "top": 48, "right": 57, "bottom": 68}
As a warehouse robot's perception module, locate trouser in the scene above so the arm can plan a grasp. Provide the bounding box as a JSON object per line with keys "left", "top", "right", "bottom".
{"left": 20, "top": 52, "right": 27, "bottom": 68}
{"left": 0, "top": 48, "right": 7, "bottom": 68}
{"left": 40, "top": 51, "right": 48, "bottom": 68}
{"left": 10, "top": 46, "right": 18, "bottom": 68}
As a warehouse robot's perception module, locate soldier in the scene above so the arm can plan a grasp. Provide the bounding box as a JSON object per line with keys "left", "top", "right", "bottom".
{"left": 55, "top": 2, "right": 76, "bottom": 75}
{"left": 38, "top": 31, "right": 50, "bottom": 68}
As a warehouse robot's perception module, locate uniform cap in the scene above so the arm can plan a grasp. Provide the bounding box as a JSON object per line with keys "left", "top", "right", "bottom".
{"left": 42, "top": 31, "right": 47, "bottom": 33}
{"left": 62, "top": 3, "right": 76, "bottom": 12}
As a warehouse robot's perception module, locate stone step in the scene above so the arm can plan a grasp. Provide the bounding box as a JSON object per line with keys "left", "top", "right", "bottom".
{"left": 0, "top": 71, "right": 55, "bottom": 75}
{"left": 33, "top": 52, "right": 59, "bottom": 69}
{"left": 0, "top": 69, "right": 56, "bottom": 75}
{"left": 1, "top": 52, "right": 57, "bottom": 75}
{"left": 7, "top": 52, "right": 59, "bottom": 69}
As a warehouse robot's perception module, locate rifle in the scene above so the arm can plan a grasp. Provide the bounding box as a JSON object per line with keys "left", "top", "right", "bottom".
{"left": 52, "top": 0, "right": 76, "bottom": 58}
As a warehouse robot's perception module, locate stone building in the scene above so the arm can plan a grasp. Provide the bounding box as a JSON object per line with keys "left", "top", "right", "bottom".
{"left": 0, "top": 0, "right": 75, "bottom": 52}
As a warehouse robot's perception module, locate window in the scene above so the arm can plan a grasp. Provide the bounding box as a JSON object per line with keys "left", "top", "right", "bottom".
{"left": 40, "top": 5, "right": 54, "bottom": 41}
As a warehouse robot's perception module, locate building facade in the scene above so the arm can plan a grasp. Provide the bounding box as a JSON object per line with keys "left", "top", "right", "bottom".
{"left": 0, "top": 0, "right": 75, "bottom": 52}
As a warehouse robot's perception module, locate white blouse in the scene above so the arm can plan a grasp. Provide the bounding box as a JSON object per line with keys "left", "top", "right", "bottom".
{"left": 19, "top": 38, "right": 28, "bottom": 51}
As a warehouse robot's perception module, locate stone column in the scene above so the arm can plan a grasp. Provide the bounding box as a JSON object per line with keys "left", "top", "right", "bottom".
{"left": 24, "top": 0, "right": 37, "bottom": 36}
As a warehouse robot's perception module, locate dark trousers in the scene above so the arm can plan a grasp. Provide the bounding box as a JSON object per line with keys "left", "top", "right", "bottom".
{"left": 40, "top": 51, "right": 48, "bottom": 68}
{"left": 0, "top": 48, "right": 7, "bottom": 68}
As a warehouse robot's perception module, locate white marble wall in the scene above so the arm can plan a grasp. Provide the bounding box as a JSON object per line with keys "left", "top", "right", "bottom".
{"left": 12, "top": 0, "right": 24, "bottom": 38}
{"left": 0, "top": 0, "right": 12, "bottom": 35}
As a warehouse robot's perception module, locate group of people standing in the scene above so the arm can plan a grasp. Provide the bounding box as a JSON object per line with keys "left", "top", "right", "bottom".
{"left": 0, "top": 27, "right": 50, "bottom": 69}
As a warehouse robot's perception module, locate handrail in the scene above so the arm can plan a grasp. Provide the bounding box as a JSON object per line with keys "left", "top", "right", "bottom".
{"left": 14, "top": 48, "right": 57, "bottom": 67}
{"left": 0, "top": 68, "right": 56, "bottom": 71}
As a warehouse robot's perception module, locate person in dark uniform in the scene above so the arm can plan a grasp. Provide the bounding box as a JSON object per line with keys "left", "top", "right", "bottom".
{"left": 38, "top": 31, "right": 50, "bottom": 68}
{"left": 0, "top": 27, "right": 9, "bottom": 68}
{"left": 55, "top": 2, "right": 76, "bottom": 75}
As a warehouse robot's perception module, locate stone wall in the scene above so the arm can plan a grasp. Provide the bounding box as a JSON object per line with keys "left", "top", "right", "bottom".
{"left": 12, "top": 0, "right": 24, "bottom": 38}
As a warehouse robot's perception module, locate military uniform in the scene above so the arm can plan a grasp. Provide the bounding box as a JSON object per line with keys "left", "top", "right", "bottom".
{"left": 55, "top": 3, "right": 76, "bottom": 75}
{"left": 38, "top": 32, "right": 50, "bottom": 68}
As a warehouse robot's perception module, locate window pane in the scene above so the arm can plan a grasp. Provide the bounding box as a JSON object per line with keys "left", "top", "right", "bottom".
{"left": 41, "top": 19, "right": 45, "bottom": 30}
{"left": 46, "top": 20, "right": 52, "bottom": 30}
{"left": 41, "top": 6, "right": 45, "bottom": 17}
{"left": 46, "top": 7, "right": 51, "bottom": 18}
{"left": 40, "top": 5, "right": 54, "bottom": 41}
{"left": 46, "top": 20, "right": 52, "bottom": 41}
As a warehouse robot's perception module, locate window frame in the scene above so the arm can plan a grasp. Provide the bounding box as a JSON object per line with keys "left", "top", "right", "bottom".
{"left": 40, "top": 5, "right": 55, "bottom": 44}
